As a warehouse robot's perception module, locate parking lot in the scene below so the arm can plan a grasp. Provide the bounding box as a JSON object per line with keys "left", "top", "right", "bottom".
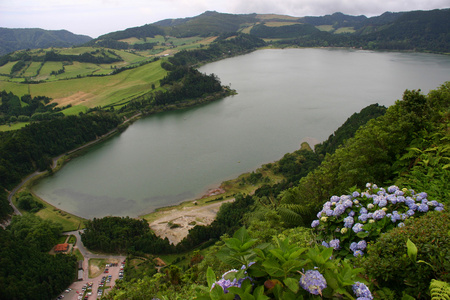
{"left": 57, "top": 260, "right": 125, "bottom": 300}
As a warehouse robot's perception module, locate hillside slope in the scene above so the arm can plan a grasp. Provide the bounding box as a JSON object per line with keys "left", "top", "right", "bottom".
{"left": 0, "top": 28, "right": 92, "bottom": 56}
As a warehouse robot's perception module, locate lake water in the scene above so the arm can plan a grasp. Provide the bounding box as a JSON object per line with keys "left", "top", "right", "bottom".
{"left": 33, "top": 48, "right": 450, "bottom": 219}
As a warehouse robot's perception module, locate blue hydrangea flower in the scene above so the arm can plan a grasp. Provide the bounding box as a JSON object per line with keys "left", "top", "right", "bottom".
{"left": 343, "top": 199, "right": 353, "bottom": 208}
{"left": 378, "top": 199, "right": 387, "bottom": 208}
{"left": 330, "top": 195, "right": 340, "bottom": 202}
{"left": 418, "top": 203, "right": 429, "bottom": 212}
{"left": 435, "top": 206, "right": 444, "bottom": 211}
{"left": 352, "top": 223, "right": 364, "bottom": 233}
{"left": 350, "top": 242, "right": 358, "bottom": 252}
{"left": 299, "top": 270, "right": 327, "bottom": 296}
{"left": 329, "top": 239, "right": 340, "bottom": 250}
{"left": 344, "top": 216, "right": 354, "bottom": 228}
{"left": 396, "top": 196, "right": 406, "bottom": 203}
{"left": 322, "top": 241, "right": 329, "bottom": 247}
{"left": 348, "top": 210, "right": 356, "bottom": 217}
{"left": 353, "top": 250, "right": 364, "bottom": 257}
{"left": 373, "top": 209, "right": 386, "bottom": 220}
{"left": 357, "top": 240, "right": 367, "bottom": 250}
{"left": 333, "top": 204, "right": 346, "bottom": 216}
{"left": 311, "top": 220, "right": 320, "bottom": 228}
{"left": 352, "top": 191, "right": 360, "bottom": 198}
{"left": 394, "top": 190, "right": 404, "bottom": 196}
{"left": 358, "top": 214, "right": 368, "bottom": 222}
{"left": 325, "top": 209, "right": 334, "bottom": 216}
{"left": 352, "top": 282, "right": 373, "bottom": 299}
{"left": 407, "top": 209, "right": 415, "bottom": 217}
{"left": 387, "top": 185, "right": 398, "bottom": 193}
{"left": 360, "top": 207, "right": 368, "bottom": 214}
{"left": 430, "top": 200, "right": 439, "bottom": 206}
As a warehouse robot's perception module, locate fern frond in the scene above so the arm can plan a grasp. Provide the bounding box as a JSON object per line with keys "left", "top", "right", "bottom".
{"left": 430, "top": 279, "right": 450, "bottom": 300}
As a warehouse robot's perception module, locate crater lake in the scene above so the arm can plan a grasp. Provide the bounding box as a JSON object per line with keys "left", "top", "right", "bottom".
{"left": 32, "top": 48, "right": 450, "bottom": 218}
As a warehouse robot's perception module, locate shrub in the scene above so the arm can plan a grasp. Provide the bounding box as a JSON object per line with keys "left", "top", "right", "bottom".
{"left": 359, "top": 210, "right": 450, "bottom": 299}
{"left": 311, "top": 184, "right": 445, "bottom": 258}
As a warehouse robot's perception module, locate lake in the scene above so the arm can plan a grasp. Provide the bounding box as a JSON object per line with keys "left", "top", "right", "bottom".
{"left": 33, "top": 48, "right": 450, "bottom": 219}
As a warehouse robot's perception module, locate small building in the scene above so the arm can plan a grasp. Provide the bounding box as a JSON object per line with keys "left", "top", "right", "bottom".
{"left": 54, "top": 243, "right": 69, "bottom": 253}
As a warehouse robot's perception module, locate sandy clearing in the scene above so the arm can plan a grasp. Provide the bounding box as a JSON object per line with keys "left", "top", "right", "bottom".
{"left": 149, "top": 199, "right": 234, "bottom": 245}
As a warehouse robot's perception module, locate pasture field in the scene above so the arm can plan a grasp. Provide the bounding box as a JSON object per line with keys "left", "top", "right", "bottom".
{"left": 38, "top": 61, "right": 63, "bottom": 80}
{"left": 0, "top": 59, "right": 167, "bottom": 110}
{"left": 0, "top": 62, "right": 16, "bottom": 75}
{"left": 316, "top": 25, "right": 334, "bottom": 32}
{"left": 265, "top": 22, "right": 300, "bottom": 27}
{"left": 335, "top": 27, "right": 356, "bottom": 34}
{"left": 22, "top": 62, "right": 43, "bottom": 78}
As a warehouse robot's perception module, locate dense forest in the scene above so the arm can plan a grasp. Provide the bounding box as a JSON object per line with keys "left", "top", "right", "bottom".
{"left": 0, "top": 214, "right": 77, "bottom": 299}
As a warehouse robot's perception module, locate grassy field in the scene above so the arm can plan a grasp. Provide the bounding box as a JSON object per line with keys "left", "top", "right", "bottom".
{"left": 335, "top": 27, "right": 356, "bottom": 34}
{"left": 0, "top": 122, "right": 29, "bottom": 131}
{"left": 316, "top": 25, "right": 334, "bottom": 32}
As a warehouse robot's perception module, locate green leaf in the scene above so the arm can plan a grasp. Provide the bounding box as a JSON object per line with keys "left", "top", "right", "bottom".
{"left": 406, "top": 238, "right": 418, "bottom": 262}
{"left": 283, "top": 278, "right": 299, "bottom": 293}
{"left": 225, "top": 238, "right": 243, "bottom": 250}
{"left": 234, "top": 227, "right": 250, "bottom": 243}
{"left": 356, "top": 231, "right": 370, "bottom": 238}
{"left": 207, "top": 267, "right": 216, "bottom": 288}
{"left": 262, "top": 258, "right": 285, "bottom": 277}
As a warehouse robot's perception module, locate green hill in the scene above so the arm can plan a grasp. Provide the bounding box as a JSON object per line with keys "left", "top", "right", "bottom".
{"left": 0, "top": 28, "right": 92, "bottom": 56}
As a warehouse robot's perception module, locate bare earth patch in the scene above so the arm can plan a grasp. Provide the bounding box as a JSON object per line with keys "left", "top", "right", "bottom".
{"left": 52, "top": 91, "right": 95, "bottom": 107}
{"left": 149, "top": 199, "right": 234, "bottom": 245}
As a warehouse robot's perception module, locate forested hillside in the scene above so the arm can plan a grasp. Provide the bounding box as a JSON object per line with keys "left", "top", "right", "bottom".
{"left": 0, "top": 28, "right": 92, "bottom": 56}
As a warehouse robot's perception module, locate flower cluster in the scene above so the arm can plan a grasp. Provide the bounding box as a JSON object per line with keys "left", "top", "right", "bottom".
{"left": 312, "top": 184, "right": 445, "bottom": 257}
{"left": 299, "top": 269, "right": 327, "bottom": 295}
{"left": 211, "top": 264, "right": 254, "bottom": 293}
{"left": 352, "top": 281, "right": 373, "bottom": 299}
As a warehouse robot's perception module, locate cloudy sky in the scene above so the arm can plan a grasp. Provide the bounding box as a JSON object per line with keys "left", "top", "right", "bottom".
{"left": 1, "top": 0, "right": 448, "bottom": 38}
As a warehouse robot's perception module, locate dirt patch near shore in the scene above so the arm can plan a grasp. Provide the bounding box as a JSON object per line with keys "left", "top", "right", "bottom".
{"left": 149, "top": 199, "right": 234, "bottom": 245}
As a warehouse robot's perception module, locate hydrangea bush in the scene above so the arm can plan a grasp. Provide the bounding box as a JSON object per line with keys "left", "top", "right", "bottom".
{"left": 198, "top": 227, "right": 373, "bottom": 299}
{"left": 311, "top": 184, "right": 445, "bottom": 258}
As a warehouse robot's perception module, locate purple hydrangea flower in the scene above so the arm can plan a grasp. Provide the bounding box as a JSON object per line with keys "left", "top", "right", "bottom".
{"left": 430, "top": 200, "right": 439, "bottom": 207}
{"left": 407, "top": 209, "right": 415, "bottom": 217}
{"left": 435, "top": 206, "right": 444, "bottom": 211}
{"left": 352, "top": 191, "right": 360, "bottom": 198}
{"left": 418, "top": 192, "right": 428, "bottom": 199}
{"left": 360, "top": 207, "right": 368, "bottom": 214}
{"left": 329, "top": 239, "right": 340, "bottom": 250}
{"left": 405, "top": 198, "right": 415, "bottom": 207}
{"left": 352, "top": 282, "right": 373, "bottom": 299}
{"left": 299, "top": 270, "right": 327, "bottom": 295}
{"left": 353, "top": 250, "right": 364, "bottom": 257}
{"left": 311, "top": 220, "right": 320, "bottom": 228}
{"left": 378, "top": 199, "right": 388, "bottom": 208}
{"left": 396, "top": 196, "right": 406, "bottom": 203}
{"left": 322, "top": 241, "right": 329, "bottom": 248}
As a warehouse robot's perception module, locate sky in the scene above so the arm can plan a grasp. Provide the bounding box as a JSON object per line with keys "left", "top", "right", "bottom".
{"left": 0, "top": 0, "right": 449, "bottom": 38}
